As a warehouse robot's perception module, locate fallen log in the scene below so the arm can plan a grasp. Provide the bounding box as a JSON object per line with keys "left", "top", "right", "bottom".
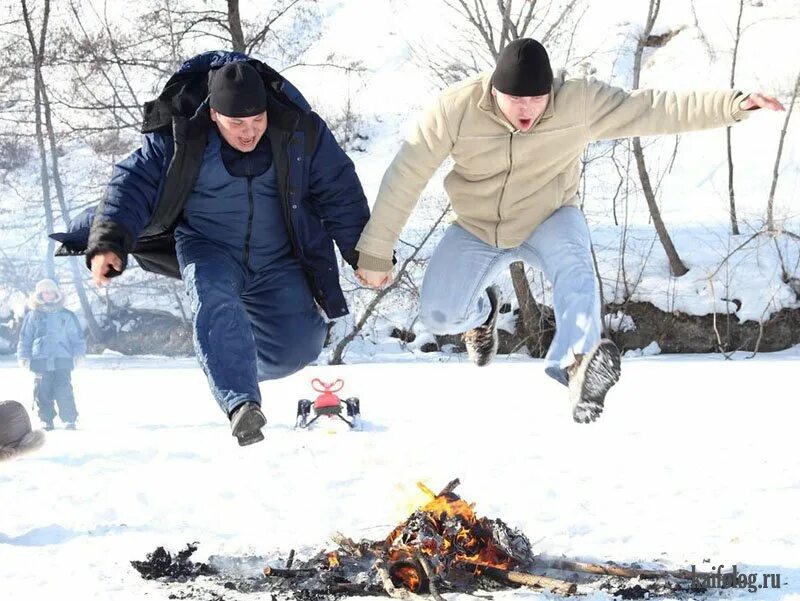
{"left": 536, "top": 557, "right": 706, "bottom": 581}
{"left": 457, "top": 562, "right": 577, "bottom": 595}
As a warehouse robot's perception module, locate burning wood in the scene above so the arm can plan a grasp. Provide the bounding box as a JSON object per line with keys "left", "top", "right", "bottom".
{"left": 383, "top": 481, "right": 530, "bottom": 577}
{"left": 134, "top": 479, "right": 721, "bottom": 599}
{"left": 258, "top": 479, "right": 578, "bottom": 598}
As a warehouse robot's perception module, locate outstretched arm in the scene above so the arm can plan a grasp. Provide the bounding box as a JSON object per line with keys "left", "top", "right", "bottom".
{"left": 585, "top": 78, "right": 784, "bottom": 142}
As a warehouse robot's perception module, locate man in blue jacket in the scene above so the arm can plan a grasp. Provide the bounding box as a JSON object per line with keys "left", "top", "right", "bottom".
{"left": 17, "top": 279, "right": 86, "bottom": 431}
{"left": 81, "top": 53, "right": 370, "bottom": 446}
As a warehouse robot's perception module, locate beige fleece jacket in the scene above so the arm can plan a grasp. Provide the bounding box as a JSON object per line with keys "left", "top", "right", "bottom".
{"left": 356, "top": 71, "right": 753, "bottom": 271}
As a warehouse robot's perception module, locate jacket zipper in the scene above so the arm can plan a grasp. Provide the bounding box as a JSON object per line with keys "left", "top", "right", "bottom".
{"left": 281, "top": 126, "right": 299, "bottom": 258}
{"left": 243, "top": 154, "right": 254, "bottom": 268}
{"left": 495, "top": 131, "right": 514, "bottom": 245}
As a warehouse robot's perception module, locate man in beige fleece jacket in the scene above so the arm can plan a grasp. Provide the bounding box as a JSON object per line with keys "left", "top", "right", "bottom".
{"left": 354, "top": 38, "right": 784, "bottom": 423}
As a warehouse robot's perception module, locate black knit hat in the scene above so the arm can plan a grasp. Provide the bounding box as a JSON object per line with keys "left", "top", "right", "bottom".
{"left": 209, "top": 62, "right": 267, "bottom": 118}
{"left": 492, "top": 38, "right": 553, "bottom": 96}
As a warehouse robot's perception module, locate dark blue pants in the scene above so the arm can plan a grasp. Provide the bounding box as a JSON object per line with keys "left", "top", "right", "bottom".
{"left": 177, "top": 238, "right": 327, "bottom": 415}
{"left": 34, "top": 369, "right": 78, "bottom": 424}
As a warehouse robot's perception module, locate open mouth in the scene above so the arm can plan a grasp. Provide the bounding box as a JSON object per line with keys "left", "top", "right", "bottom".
{"left": 518, "top": 118, "right": 532, "bottom": 130}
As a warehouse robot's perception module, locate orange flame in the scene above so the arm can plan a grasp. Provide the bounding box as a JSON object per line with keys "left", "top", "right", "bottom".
{"left": 386, "top": 486, "right": 516, "bottom": 576}
{"left": 416, "top": 482, "right": 436, "bottom": 499}
{"left": 327, "top": 551, "right": 340, "bottom": 567}
{"left": 393, "top": 565, "right": 421, "bottom": 592}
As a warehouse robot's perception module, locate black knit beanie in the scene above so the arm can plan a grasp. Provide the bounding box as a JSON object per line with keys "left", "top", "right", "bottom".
{"left": 492, "top": 38, "right": 553, "bottom": 96}
{"left": 209, "top": 62, "right": 267, "bottom": 117}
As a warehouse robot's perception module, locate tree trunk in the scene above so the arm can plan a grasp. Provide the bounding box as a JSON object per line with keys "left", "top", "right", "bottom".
{"left": 227, "top": 0, "right": 246, "bottom": 53}
{"left": 23, "top": 0, "right": 103, "bottom": 341}
{"left": 726, "top": 0, "right": 744, "bottom": 235}
{"left": 632, "top": 0, "right": 688, "bottom": 277}
{"left": 632, "top": 138, "right": 688, "bottom": 276}
{"left": 509, "top": 261, "right": 545, "bottom": 356}
{"left": 40, "top": 80, "right": 104, "bottom": 341}
{"left": 766, "top": 70, "right": 799, "bottom": 232}
{"left": 21, "top": 0, "right": 55, "bottom": 279}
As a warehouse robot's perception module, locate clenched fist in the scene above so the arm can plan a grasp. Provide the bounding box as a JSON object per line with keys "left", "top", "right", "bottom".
{"left": 90, "top": 251, "right": 123, "bottom": 287}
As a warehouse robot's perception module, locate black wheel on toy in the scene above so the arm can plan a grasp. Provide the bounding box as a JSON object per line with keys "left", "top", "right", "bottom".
{"left": 344, "top": 397, "right": 360, "bottom": 417}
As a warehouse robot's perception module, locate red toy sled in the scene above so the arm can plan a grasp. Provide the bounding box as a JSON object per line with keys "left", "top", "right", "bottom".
{"left": 295, "top": 378, "right": 361, "bottom": 429}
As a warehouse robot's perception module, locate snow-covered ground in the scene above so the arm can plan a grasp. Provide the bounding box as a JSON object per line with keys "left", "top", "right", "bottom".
{"left": 2, "top": 349, "right": 799, "bottom": 600}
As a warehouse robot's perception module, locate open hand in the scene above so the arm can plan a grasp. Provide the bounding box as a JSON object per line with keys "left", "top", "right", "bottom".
{"left": 741, "top": 92, "right": 785, "bottom": 112}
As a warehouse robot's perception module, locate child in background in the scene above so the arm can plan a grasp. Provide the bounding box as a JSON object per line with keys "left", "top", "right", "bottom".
{"left": 17, "top": 279, "right": 86, "bottom": 430}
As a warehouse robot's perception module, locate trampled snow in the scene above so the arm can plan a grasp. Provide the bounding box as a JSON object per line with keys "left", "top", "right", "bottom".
{"left": 1, "top": 349, "right": 799, "bottom": 600}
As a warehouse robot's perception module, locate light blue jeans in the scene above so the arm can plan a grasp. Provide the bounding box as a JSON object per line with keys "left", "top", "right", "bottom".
{"left": 419, "top": 206, "right": 601, "bottom": 385}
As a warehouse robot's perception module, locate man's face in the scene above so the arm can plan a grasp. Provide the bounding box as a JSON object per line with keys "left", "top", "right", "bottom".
{"left": 210, "top": 109, "right": 268, "bottom": 152}
{"left": 41, "top": 290, "right": 57, "bottom": 302}
{"left": 491, "top": 87, "right": 550, "bottom": 132}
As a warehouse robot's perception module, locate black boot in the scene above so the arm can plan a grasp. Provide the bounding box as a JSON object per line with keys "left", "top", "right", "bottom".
{"left": 568, "top": 339, "right": 622, "bottom": 423}
{"left": 230, "top": 402, "right": 267, "bottom": 446}
{"left": 463, "top": 285, "right": 501, "bottom": 367}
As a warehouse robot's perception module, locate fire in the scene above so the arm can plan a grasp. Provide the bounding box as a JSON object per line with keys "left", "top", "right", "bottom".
{"left": 391, "top": 563, "right": 422, "bottom": 592}
{"left": 327, "top": 551, "right": 340, "bottom": 568}
{"left": 384, "top": 481, "right": 517, "bottom": 590}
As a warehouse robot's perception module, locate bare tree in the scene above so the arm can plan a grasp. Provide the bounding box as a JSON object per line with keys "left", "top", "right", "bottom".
{"left": 766, "top": 69, "right": 800, "bottom": 232}
{"left": 20, "top": 0, "right": 54, "bottom": 278}
{"left": 169, "top": 0, "right": 320, "bottom": 63}
{"left": 20, "top": 0, "right": 103, "bottom": 338}
{"left": 631, "top": 0, "right": 688, "bottom": 276}
{"left": 442, "top": 0, "right": 582, "bottom": 62}
{"left": 416, "top": 0, "right": 586, "bottom": 87}
{"left": 40, "top": 65, "right": 103, "bottom": 340}
{"left": 726, "top": 0, "right": 745, "bottom": 235}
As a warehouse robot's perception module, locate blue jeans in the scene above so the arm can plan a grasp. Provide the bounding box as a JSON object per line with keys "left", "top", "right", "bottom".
{"left": 419, "top": 207, "right": 601, "bottom": 385}
{"left": 177, "top": 238, "right": 327, "bottom": 415}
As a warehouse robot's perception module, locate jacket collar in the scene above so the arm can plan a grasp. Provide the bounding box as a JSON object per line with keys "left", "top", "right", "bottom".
{"left": 266, "top": 93, "right": 301, "bottom": 134}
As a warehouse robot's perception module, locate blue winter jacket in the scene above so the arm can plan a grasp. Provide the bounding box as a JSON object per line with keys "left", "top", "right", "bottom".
{"left": 52, "top": 51, "right": 371, "bottom": 319}
{"left": 17, "top": 304, "right": 86, "bottom": 372}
